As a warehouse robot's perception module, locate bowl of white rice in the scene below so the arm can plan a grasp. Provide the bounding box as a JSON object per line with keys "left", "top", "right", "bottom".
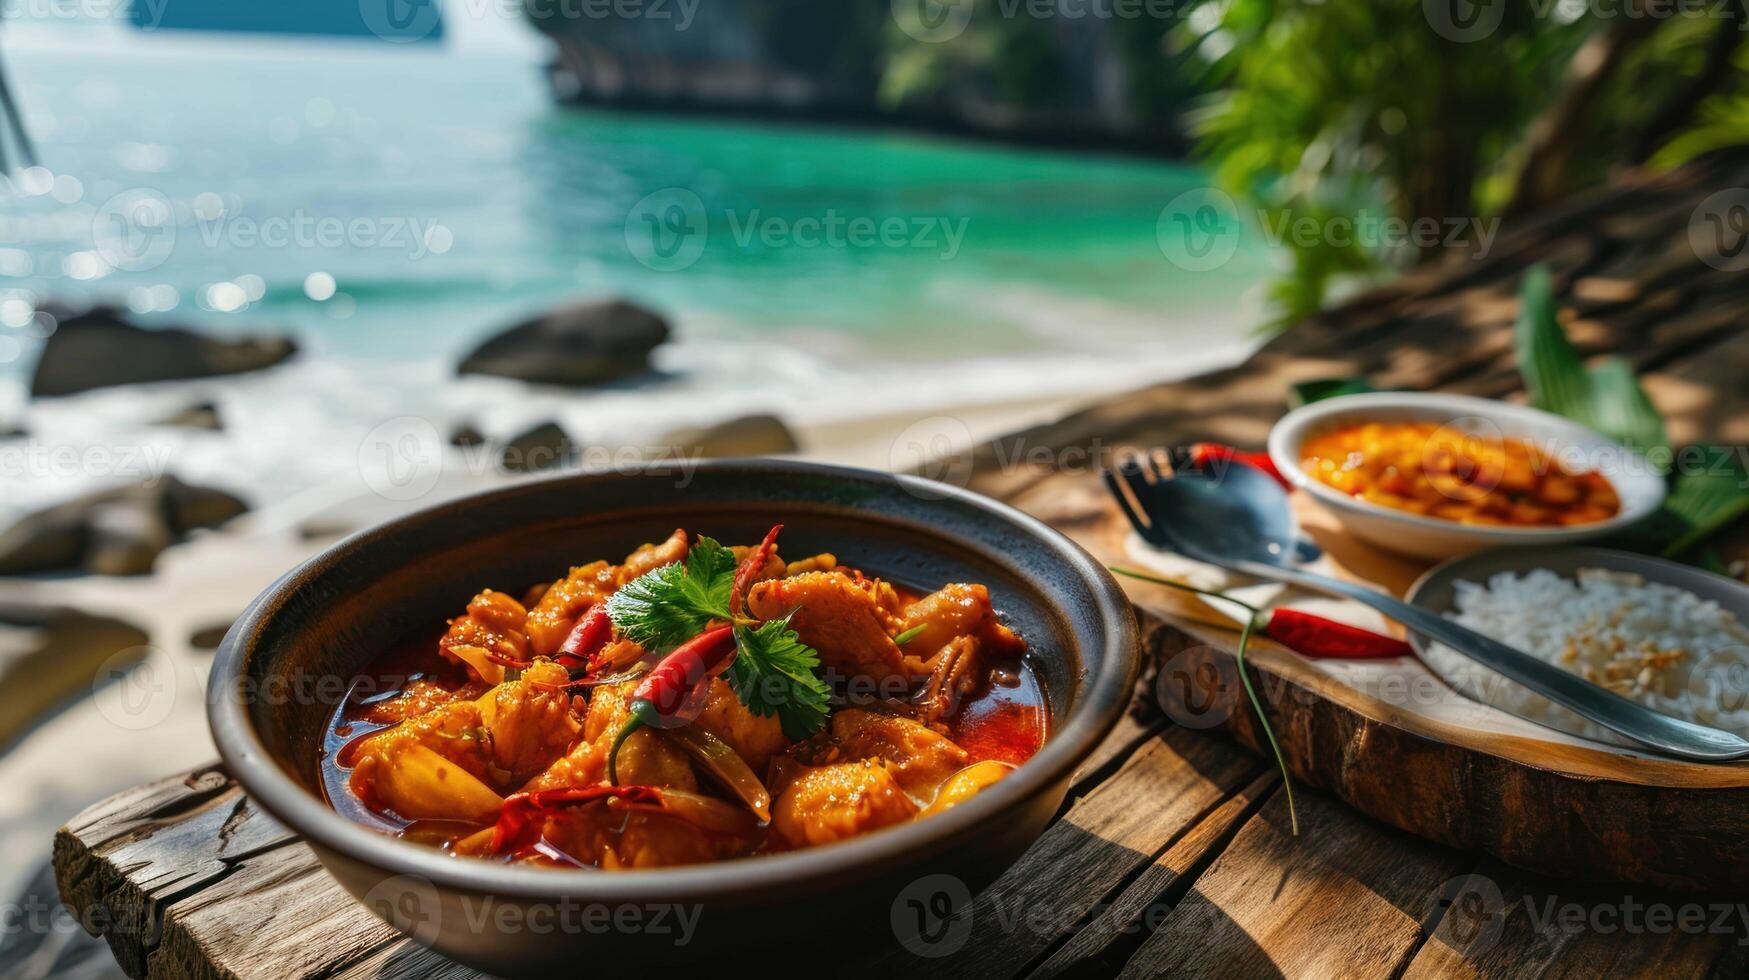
{"left": 1406, "top": 547, "right": 1749, "bottom": 748}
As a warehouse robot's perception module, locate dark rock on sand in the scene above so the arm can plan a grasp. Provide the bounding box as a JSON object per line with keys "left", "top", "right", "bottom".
{"left": 30, "top": 305, "right": 298, "bottom": 398}
{"left": 0, "top": 858, "right": 129, "bottom": 980}
{"left": 449, "top": 422, "right": 487, "bottom": 448}
{"left": 0, "top": 601, "right": 150, "bottom": 751}
{"left": 0, "top": 477, "right": 249, "bottom": 577}
{"left": 662, "top": 414, "right": 800, "bottom": 457}
{"left": 189, "top": 620, "right": 234, "bottom": 651}
{"left": 501, "top": 421, "right": 576, "bottom": 473}
{"left": 0, "top": 422, "right": 24, "bottom": 439}
{"left": 155, "top": 400, "right": 223, "bottom": 430}
{"left": 458, "top": 299, "right": 669, "bottom": 387}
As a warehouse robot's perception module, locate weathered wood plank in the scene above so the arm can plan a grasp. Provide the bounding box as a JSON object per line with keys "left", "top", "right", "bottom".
{"left": 1027, "top": 769, "right": 1280, "bottom": 979}
{"left": 1116, "top": 790, "right": 1467, "bottom": 979}
{"left": 870, "top": 726, "right": 1265, "bottom": 980}
{"left": 1403, "top": 860, "right": 1749, "bottom": 979}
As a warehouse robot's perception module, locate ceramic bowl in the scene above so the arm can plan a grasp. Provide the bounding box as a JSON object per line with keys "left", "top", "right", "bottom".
{"left": 1267, "top": 392, "right": 1666, "bottom": 560}
{"left": 208, "top": 460, "right": 1139, "bottom": 974}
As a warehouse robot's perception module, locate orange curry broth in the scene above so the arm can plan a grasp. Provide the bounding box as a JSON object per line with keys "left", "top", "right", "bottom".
{"left": 320, "top": 619, "right": 1049, "bottom": 859}
{"left": 1299, "top": 421, "right": 1620, "bottom": 527}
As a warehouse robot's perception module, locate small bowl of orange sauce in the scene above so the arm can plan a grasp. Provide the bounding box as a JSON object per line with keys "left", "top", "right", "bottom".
{"left": 1268, "top": 393, "right": 1666, "bottom": 559}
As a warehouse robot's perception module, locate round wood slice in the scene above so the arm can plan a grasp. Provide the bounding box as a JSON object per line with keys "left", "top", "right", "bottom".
{"left": 1079, "top": 505, "right": 1749, "bottom": 893}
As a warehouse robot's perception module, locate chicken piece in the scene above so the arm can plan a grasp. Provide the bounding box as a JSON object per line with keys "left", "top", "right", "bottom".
{"left": 349, "top": 700, "right": 501, "bottom": 821}
{"left": 523, "top": 561, "right": 617, "bottom": 657}
{"left": 618, "top": 528, "right": 690, "bottom": 584}
{"left": 747, "top": 572, "right": 909, "bottom": 684}
{"left": 356, "top": 698, "right": 491, "bottom": 781}
{"left": 544, "top": 810, "right": 742, "bottom": 869}
{"left": 574, "top": 680, "right": 698, "bottom": 791}
{"left": 358, "top": 677, "right": 489, "bottom": 726}
{"left": 481, "top": 660, "right": 581, "bottom": 783}
{"left": 899, "top": 583, "right": 1025, "bottom": 662}
{"left": 829, "top": 709, "right": 970, "bottom": 797}
{"left": 439, "top": 590, "right": 530, "bottom": 684}
{"left": 772, "top": 761, "right": 918, "bottom": 848}
{"left": 690, "top": 677, "right": 790, "bottom": 773}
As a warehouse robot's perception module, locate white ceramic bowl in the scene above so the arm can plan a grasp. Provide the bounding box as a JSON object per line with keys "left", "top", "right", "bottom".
{"left": 1267, "top": 392, "right": 1667, "bottom": 560}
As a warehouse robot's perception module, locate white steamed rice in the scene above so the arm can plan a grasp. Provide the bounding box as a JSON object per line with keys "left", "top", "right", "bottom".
{"left": 1441, "top": 568, "right": 1749, "bottom": 741}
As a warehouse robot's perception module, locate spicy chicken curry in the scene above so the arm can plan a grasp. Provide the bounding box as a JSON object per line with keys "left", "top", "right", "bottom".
{"left": 323, "top": 526, "right": 1046, "bottom": 869}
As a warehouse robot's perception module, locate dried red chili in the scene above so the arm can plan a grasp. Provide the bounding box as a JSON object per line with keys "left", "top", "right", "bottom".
{"left": 490, "top": 785, "right": 664, "bottom": 854}
{"left": 557, "top": 604, "right": 612, "bottom": 673}
{"left": 730, "top": 523, "right": 783, "bottom": 617}
{"left": 1183, "top": 442, "right": 1290, "bottom": 490}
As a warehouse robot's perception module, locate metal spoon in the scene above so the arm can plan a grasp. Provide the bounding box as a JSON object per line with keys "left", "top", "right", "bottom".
{"left": 1106, "top": 456, "right": 1749, "bottom": 762}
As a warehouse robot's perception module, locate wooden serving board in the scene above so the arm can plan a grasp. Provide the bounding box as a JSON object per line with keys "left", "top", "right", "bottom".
{"left": 1043, "top": 471, "right": 1749, "bottom": 892}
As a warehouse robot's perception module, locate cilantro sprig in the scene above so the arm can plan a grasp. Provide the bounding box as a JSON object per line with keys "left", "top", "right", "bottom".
{"left": 605, "top": 535, "right": 832, "bottom": 739}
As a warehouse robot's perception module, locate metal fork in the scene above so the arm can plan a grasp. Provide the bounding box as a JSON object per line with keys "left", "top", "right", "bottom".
{"left": 1104, "top": 451, "right": 1749, "bottom": 762}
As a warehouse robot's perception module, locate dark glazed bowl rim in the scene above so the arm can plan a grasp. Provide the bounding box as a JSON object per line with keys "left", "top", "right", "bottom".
{"left": 208, "top": 459, "right": 1139, "bottom": 905}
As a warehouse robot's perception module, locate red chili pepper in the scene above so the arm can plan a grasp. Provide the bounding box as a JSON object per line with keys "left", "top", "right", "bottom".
{"left": 557, "top": 605, "right": 612, "bottom": 673}
{"left": 730, "top": 524, "right": 783, "bottom": 617}
{"left": 483, "top": 649, "right": 532, "bottom": 670}
{"left": 1186, "top": 442, "right": 1291, "bottom": 490}
{"left": 606, "top": 625, "right": 738, "bottom": 784}
{"left": 1263, "top": 609, "right": 1412, "bottom": 659}
{"left": 490, "top": 785, "right": 663, "bottom": 854}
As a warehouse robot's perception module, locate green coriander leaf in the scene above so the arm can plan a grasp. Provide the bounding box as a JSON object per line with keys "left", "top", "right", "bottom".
{"left": 605, "top": 535, "right": 737, "bottom": 650}
{"left": 727, "top": 619, "right": 831, "bottom": 740}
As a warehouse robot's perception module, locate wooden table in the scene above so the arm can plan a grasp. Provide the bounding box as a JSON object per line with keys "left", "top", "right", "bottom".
{"left": 53, "top": 153, "right": 1749, "bottom": 978}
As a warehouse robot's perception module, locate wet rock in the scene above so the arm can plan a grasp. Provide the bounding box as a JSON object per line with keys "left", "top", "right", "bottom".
{"left": 189, "top": 620, "right": 233, "bottom": 651}
{"left": 30, "top": 305, "right": 298, "bottom": 398}
{"left": 297, "top": 516, "right": 357, "bottom": 541}
{"left": 449, "top": 422, "right": 487, "bottom": 448}
{"left": 661, "top": 414, "right": 800, "bottom": 458}
{"left": 0, "top": 422, "right": 24, "bottom": 439}
{"left": 0, "top": 477, "right": 249, "bottom": 577}
{"left": 0, "top": 601, "right": 150, "bottom": 752}
{"left": 458, "top": 299, "right": 669, "bottom": 387}
{"left": 500, "top": 422, "right": 575, "bottom": 473}
{"left": 155, "top": 400, "right": 223, "bottom": 430}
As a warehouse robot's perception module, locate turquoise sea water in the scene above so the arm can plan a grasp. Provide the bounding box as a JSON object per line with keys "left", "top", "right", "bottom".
{"left": 0, "top": 22, "right": 1273, "bottom": 519}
